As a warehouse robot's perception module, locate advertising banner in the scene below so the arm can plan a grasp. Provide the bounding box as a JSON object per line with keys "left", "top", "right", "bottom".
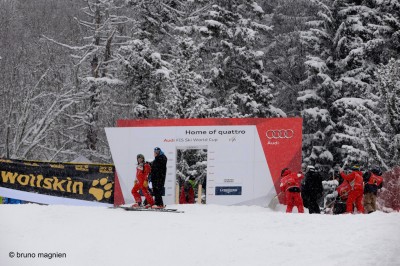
{"left": 106, "top": 118, "right": 302, "bottom": 206}
{"left": 0, "top": 159, "right": 115, "bottom": 206}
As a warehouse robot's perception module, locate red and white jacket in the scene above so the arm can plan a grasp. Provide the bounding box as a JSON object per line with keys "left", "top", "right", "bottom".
{"left": 280, "top": 169, "right": 304, "bottom": 192}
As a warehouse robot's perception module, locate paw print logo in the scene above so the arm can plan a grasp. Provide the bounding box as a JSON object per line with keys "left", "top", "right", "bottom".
{"left": 89, "top": 177, "right": 113, "bottom": 201}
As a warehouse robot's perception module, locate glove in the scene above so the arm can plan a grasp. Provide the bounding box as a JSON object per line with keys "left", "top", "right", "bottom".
{"left": 134, "top": 179, "right": 138, "bottom": 185}
{"left": 143, "top": 180, "right": 148, "bottom": 188}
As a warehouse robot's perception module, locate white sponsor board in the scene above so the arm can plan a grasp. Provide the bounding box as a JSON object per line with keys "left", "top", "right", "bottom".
{"left": 106, "top": 118, "right": 302, "bottom": 206}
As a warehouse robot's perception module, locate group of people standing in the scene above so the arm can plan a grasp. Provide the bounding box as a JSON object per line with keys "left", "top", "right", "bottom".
{"left": 279, "top": 163, "right": 384, "bottom": 214}
{"left": 131, "top": 147, "right": 167, "bottom": 209}
{"left": 130, "top": 147, "right": 385, "bottom": 213}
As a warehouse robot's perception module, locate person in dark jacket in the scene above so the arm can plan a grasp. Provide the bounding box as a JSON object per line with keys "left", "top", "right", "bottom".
{"left": 301, "top": 165, "right": 323, "bottom": 214}
{"left": 150, "top": 147, "right": 168, "bottom": 208}
{"left": 363, "top": 166, "right": 383, "bottom": 213}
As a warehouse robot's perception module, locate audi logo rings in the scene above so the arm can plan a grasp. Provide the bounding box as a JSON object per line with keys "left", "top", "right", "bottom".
{"left": 266, "top": 129, "right": 294, "bottom": 139}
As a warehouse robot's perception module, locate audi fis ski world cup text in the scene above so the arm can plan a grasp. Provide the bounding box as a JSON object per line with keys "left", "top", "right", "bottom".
{"left": 165, "top": 137, "right": 218, "bottom": 143}
{"left": 164, "top": 128, "right": 247, "bottom": 143}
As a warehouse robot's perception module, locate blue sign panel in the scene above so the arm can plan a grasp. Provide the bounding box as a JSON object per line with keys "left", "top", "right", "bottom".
{"left": 215, "top": 186, "right": 242, "bottom": 195}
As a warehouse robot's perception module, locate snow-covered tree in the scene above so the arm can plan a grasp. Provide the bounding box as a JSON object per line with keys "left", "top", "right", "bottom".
{"left": 119, "top": 0, "right": 194, "bottom": 119}
{"left": 176, "top": 148, "right": 207, "bottom": 187}
{"left": 183, "top": 0, "right": 285, "bottom": 118}
{"left": 2, "top": 0, "right": 399, "bottom": 169}
{"left": 298, "top": 0, "right": 340, "bottom": 167}
{"left": 117, "top": 38, "right": 173, "bottom": 118}
{"left": 5, "top": 71, "right": 80, "bottom": 160}
{"left": 129, "top": 0, "right": 183, "bottom": 42}
{"left": 160, "top": 36, "right": 210, "bottom": 118}
{"left": 375, "top": 58, "right": 400, "bottom": 167}
{"left": 299, "top": 0, "right": 400, "bottom": 168}
{"left": 331, "top": 0, "right": 400, "bottom": 168}
{"left": 44, "top": 0, "right": 132, "bottom": 161}
{"left": 0, "top": 0, "right": 85, "bottom": 160}
{"left": 267, "top": 0, "right": 315, "bottom": 114}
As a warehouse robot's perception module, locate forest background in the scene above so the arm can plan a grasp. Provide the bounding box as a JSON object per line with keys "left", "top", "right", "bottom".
{"left": 0, "top": 0, "right": 399, "bottom": 176}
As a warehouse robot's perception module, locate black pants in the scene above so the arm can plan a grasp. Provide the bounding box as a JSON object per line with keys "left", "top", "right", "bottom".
{"left": 303, "top": 193, "right": 321, "bottom": 214}
{"left": 308, "top": 197, "right": 321, "bottom": 214}
{"left": 152, "top": 185, "right": 164, "bottom": 206}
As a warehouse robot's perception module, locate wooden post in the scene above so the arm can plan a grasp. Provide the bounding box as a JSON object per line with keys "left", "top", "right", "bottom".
{"left": 175, "top": 184, "right": 180, "bottom": 204}
{"left": 197, "top": 184, "right": 202, "bottom": 204}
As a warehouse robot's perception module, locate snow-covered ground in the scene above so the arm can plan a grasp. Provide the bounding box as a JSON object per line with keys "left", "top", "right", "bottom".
{"left": 1, "top": 204, "right": 399, "bottom": 266}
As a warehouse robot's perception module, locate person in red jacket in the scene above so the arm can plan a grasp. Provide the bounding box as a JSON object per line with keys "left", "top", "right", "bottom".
{"left": 131, "top": 154, "right": 154, "bottom": 208}
{"left": 280, "top": 168, "right": 304, "bottom": 213}
{"left": 179, "top": 175, "right": 196, "bottom": 204}
{"left": 339, "top": 164, "right": 365, "bottom": 214}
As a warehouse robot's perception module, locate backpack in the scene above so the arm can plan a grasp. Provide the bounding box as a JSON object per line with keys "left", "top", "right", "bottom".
{"left": 367, "top": 173, "right": 383, "bottom": 186}
{"left": 337, "top": 181, "right": 351, "bottom": 200}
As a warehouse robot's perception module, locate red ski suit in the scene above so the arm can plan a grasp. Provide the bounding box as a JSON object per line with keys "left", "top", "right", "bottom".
{"left": 131, "top": 163, "right": 154, "bottom": 206}
{"left": 340, "top": 170, "right": 364, "bottom": 213}
{"left": 280, "top": 170, "right": 304, "bottom": 213}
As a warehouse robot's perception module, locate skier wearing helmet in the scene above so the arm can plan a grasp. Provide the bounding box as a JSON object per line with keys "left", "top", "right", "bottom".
{"left": 131, "top": 154, "right": 154, "bottom": 208}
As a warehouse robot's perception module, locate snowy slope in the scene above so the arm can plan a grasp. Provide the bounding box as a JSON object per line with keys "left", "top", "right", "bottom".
{"left": 0, "top": 204, "right": 399, "bottom": 266}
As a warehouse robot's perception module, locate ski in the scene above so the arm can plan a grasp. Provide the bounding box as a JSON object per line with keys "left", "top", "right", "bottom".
{"left": 110, "top": 206, "right": 184, "bottom": 213}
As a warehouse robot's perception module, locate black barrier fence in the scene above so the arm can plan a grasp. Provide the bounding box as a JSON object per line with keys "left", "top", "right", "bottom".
{"left": 0, "top": 159, "right": 115, "bottom": 204}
